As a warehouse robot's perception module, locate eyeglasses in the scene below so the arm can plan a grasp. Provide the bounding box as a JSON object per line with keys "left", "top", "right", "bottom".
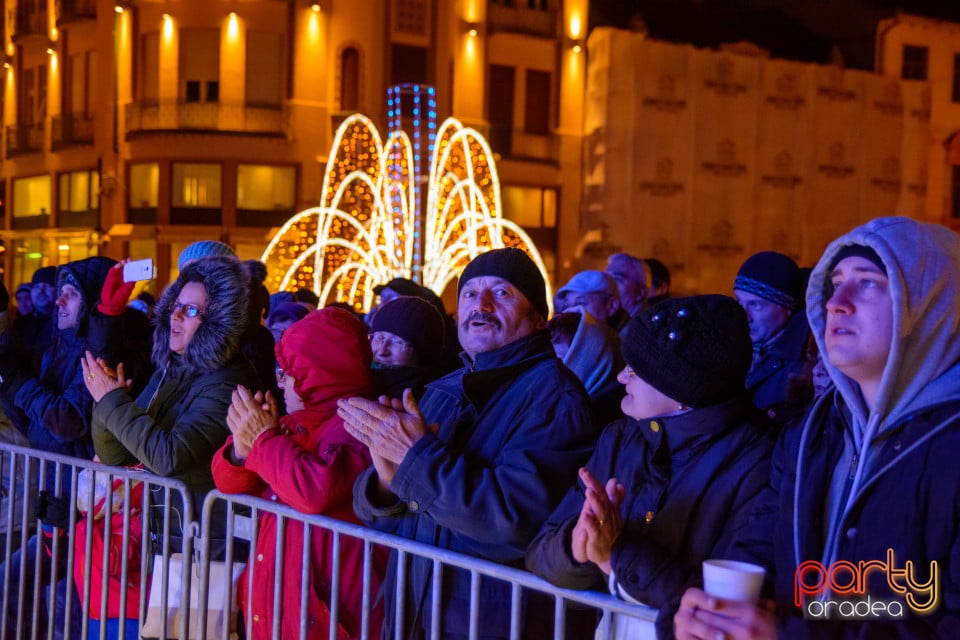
{"left": 275, "top": 367, "right": 286, "bottom": 384}
{"left": 369, "top": 333, "right": 412, "bottom": 351}
{"left": 170, "top": 301, "right": 204, "bottom": 318}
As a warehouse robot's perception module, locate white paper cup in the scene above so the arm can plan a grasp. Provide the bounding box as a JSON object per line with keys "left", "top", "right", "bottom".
{"left": 702, "top": 559, "right": 765, "bottom": 604}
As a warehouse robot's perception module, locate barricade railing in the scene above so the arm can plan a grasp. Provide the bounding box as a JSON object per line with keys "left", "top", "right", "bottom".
{"left": 0, "top": 443, "right": 659, "bottom": 640}
{"left": 0, "top": 442, "right": 196, "bottom": 640}
{"left": 197, "top": 493, "right": 658, "bottom": 640}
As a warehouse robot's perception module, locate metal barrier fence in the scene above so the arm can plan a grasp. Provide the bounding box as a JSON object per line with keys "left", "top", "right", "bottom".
{"left": 0, "top": 443, "right": 658, "bottom": 640}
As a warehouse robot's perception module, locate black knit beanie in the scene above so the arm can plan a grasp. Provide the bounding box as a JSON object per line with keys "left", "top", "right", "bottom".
{"left": 371, "top": 296, "right": 446, "bottom": 365}
{"left": 31, "top": 266, "right": 56, "bottom": 286}
{"left": 733, "top": 251, "right": 802, "bottom": 311}
{"left": 457, "top": 248, "right": 548, "bottom": 319}
{"left": 828, "top": 244, "right": 886, "bottom": 274}
{"left": 621, "top": 295, "right": 752, "bottom": 409}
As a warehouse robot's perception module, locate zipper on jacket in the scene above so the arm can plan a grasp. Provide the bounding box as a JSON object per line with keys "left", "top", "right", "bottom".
{"left": 848, "top": 452, "right": 858, "bottom": 480}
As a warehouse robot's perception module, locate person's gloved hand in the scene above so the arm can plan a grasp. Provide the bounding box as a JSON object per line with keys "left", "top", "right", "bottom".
{"left": 97, "top": 261, "right": 135, "bottom": 316}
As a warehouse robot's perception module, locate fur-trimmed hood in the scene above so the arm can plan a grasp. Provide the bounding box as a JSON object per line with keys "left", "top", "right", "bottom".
{"left": 153, "top": 255, "right": 248, "bottom": 375}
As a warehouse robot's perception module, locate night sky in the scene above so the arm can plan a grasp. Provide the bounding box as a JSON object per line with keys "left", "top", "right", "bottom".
{"left": 590, "top": 0, "right": 960, "bottom": 70}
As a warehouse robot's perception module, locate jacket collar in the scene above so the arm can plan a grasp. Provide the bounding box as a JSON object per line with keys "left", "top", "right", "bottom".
{"left": 638, "top": 395, "right": 756, "bottom": 461}
{"left": 458, "top": 330, "right": 556, "bottom": 408}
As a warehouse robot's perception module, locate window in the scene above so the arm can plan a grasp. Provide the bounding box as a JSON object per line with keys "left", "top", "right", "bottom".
{"left": 67, "top": 51, "right": 97, "bottom": 116}
{"left": 172, "top": 163, "right": 221, "bottom": 208}
{"left": 488, "top": 65, "right": 515, "bottom": 153}
{"left": 140, "top": 33, "right": 160, "bottom": 103}
{"left": 340, "top": 47, "right": 360, "bottom": 111}
{"left": 180, "top": 29, "right": 219, "bottom": 102}
{"left": 246, "top": 32, "right": 282, "bottom": 106}
{"left": 391, "top": 44, "right": 427, "bottom": 85}
{"left": 59, "top": 169, "right": 99, "bottom": 212}
{"left": 185, "top": 80, "right": 201, "bottom": 103}
{"left": 129, "top": 163, "right": 159, "bottom": 208}
{"left": 13, "top": 175, "right": 51, "bottom": 218}
{"left": 18, "top": 64, "right": 46, "bottom": 125}
{"left": 953, "top": 54, "right": 960, "bottom": 103}
{"left": 524, "top": 70, "right": 551, "bottom": 135}
{"left": 902, "top": 45, "right": 928, "bottom": 81}
{"left": 501, "top": 185, "right": 556, "bottom": 228}
{"left": 237, "top": 165, "right": 295, "bottom": 210}
{"left": 129, "top": 162, "right": 158, "bottom": 224}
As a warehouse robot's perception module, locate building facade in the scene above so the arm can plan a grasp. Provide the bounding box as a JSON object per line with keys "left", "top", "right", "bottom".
{"left": 876, "top": 11, "right": 960, "bottom": 232}
{"left": 581, "top": 26, "right": 932, "bottom": 295}
{"left": 0, "top": 0, "right": 586, "bottom": 294}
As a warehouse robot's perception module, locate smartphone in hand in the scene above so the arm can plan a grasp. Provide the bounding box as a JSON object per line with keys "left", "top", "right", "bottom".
{"left": 123, "top": 258, "right": 155, "bottom": 283}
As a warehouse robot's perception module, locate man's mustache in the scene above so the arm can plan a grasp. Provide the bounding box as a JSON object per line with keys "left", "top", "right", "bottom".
{"left": 462, "top": 311, "right": 501, "bottom": 330}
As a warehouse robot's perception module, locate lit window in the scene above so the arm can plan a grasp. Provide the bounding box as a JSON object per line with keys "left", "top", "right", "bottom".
{"left": 59, "top": 169, "right": 99, "bottom": 212}
{"left": 172, "top": 163, "right": 221, "bottom": 207}
{"left": 13, "top": 175, "right": 52, "bottom": 218}
{"left": 237, "top": 165, "right": 295, "bottom": 211}
{"left": 501, "top": 185, "right": 556, "bottom": 228}
{"left": 129, "top": 163, "right": 159, "bottom": 208}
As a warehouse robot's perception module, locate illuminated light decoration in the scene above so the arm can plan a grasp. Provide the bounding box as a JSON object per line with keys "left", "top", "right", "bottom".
{"left": 262, "top": 93, "right": 551, "bottom": 313}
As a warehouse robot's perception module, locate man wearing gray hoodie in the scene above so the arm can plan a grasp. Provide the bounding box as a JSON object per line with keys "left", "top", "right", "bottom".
{"left": 675, "top": 216, "right": 960, "bottom": 638}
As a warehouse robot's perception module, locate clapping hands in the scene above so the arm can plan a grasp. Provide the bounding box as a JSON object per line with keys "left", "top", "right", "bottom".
{"left": 227, "top": 385, "right": 278, "bottom": 462}
{"left": 571, "top": 467, "right": 625, "bottom": 575}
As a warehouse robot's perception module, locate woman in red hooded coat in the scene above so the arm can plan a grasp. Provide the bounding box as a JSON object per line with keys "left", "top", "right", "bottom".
{"left": 211, "top": 307, "right": 386, "bottom": 639}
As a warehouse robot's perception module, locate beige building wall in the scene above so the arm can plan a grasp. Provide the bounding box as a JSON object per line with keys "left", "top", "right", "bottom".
{"left": 583, "top": 27, "right": 930, "bottom": 296}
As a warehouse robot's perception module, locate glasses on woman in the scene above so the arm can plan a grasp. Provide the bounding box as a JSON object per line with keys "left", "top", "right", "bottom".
{"left": 170, "top": 301, "right": 204, "bottom": 318}
{"left": 369, "top": 333, "right": 412, "bottom": 351}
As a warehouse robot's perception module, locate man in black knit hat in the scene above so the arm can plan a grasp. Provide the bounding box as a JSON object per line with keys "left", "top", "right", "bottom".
{"left": 733, "top": 251, "right": 812, "bottom": 420}
{"left": 341, "top": 247, "right": 595, "bottom": 639}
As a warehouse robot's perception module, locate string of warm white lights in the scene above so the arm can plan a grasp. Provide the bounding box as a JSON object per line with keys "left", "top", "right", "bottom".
{"left": 260, "top": 105, "right": 553, "bottom": 314}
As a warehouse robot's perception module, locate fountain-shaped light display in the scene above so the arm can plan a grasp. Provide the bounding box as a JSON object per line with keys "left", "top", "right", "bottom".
{"left": 261, "top": 85, "right": 551, "bottom": 313}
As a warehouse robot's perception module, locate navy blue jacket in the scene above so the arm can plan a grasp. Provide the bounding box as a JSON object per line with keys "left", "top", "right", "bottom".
{"left": 734, "top": 394, "right": 960, "bottom": 637}
{"left": 747, "top": 310, "right": 811, "bottom": 417}
{"left": 354, "top": 330, "right": 596, "bottom": 639}
{"left": 527, "top": 396, "right": 773, "bottom": 638}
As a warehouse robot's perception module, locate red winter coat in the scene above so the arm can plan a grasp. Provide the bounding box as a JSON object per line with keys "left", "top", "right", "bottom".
{"left": 211, "top": 308, "right": 387, "bottom": 640}
{"left": 72, "top": 475, "right": 145, "bottom": 621}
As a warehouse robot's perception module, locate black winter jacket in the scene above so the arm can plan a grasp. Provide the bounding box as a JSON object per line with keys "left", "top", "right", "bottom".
{"left": 91, "top": 255, "right": 256, "bottom": 552}
{"left": 527, "top": 396, "right": 774, "bottom": 639}
{"left": 354, "top": 330, "right": 596, "bottom": 639}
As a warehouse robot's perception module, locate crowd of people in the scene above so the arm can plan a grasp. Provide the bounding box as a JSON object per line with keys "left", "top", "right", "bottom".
{"left": 0, "top": 215, "right": 956, "bottom": 639}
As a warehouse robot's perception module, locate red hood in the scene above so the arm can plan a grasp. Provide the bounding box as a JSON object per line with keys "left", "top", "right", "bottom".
{"left": 276, "top": 308, "right": 373, "bottom": 410}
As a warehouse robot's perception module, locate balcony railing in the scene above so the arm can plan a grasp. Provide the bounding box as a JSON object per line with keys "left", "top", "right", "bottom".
{"left": 52, "top": 113, "right": 93, "bottom": 149}
{"left": 56, "top": 0, "right": 97, "bottom": 24}
{"left": 13, "top": 6, "right": 48, "bottom": 39}
{"left": 6, "top": 123, "right": 44, "bottom": 157}
{"left": 125, "top": 100, "right": 288, "bottom": 137}
{"left": 487, "top": 4, "right": 559, "bottom": 38}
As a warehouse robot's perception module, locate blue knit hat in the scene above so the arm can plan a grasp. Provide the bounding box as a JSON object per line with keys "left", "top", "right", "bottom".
{"left": 733, "top": 251, "right": 801, "bottom": 311}
{"left": 177, "top": 240, "right": 237, "bottom": 270}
